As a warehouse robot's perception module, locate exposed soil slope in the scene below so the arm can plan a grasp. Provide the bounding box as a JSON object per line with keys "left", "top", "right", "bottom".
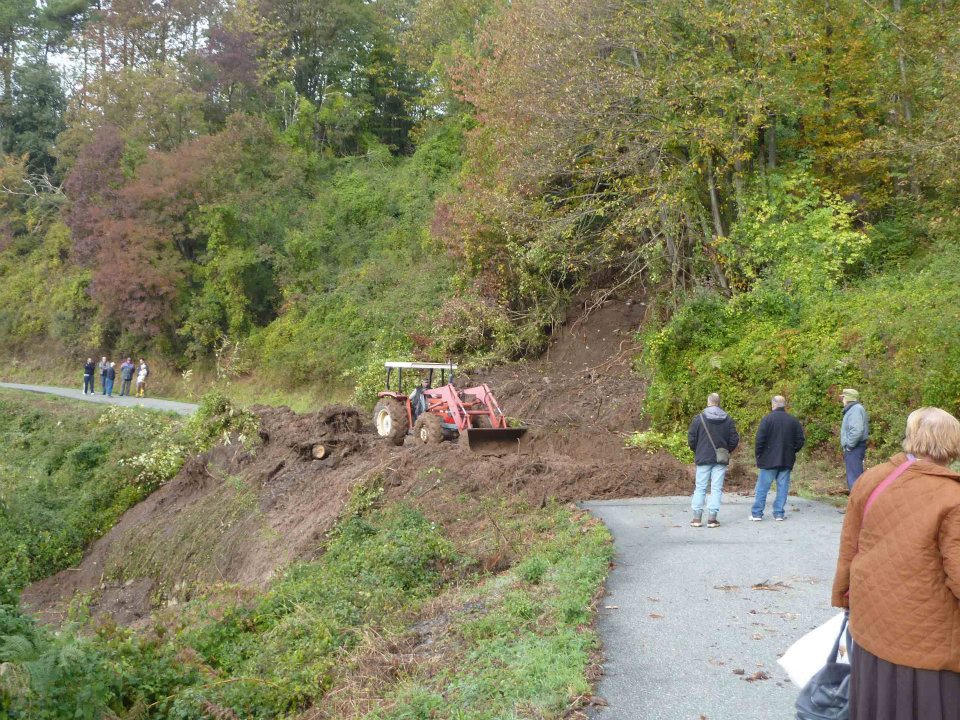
{"left": 22, "top": 297, "right": 753, "bottom": 625}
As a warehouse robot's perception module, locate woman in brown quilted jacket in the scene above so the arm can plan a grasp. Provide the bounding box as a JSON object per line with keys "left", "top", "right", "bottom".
{"left": 832, "top": 407, "right": 960, "bottom": 720}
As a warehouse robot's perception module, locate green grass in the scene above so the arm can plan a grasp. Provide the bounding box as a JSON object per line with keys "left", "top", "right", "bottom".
{"left": 0, "top": 391, "right": 183, "bottom": 596}
{"left": 3, "top": 488, "right": 612, "bottom": 719}
{"left": 366, "top": 506, "right": 613, "bottom": 720}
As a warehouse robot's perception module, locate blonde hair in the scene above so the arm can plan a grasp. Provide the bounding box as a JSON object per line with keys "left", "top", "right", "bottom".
{"left": 902, "top": 407, "right": 960, "bottom": 463}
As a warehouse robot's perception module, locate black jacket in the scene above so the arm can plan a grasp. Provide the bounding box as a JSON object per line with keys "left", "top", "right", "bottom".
{"left": 83, "top": 361, "right": 95, "bottom": 375}
{"left": 687, "top": 408, "right": 740, "bottom": 465}
{"left": 106, "top": 367, "right": 116, "bottom": 381}
{"left": 755, "top": 408, "right": 805, "bottom": 469}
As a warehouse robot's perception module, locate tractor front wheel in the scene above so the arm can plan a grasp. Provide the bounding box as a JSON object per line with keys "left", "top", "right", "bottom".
{"left": 414, "top": 413, "right": 444, "bottom": 445}
{"left": 374, "top": 398, "right": 408, "bottom": 446}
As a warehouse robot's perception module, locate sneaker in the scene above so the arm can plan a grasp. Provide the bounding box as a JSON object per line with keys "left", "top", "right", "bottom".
{"left": 750, "top": 515, "right": 762, "bottom": 522}
{"left": 774, "top": 515, "right": 785, "bottom": 522}
{"left": 707, "top": 514, "right": 720, "bottom": 528}
{"left": 690, "top": 513, "right": 703, "bottom": 528}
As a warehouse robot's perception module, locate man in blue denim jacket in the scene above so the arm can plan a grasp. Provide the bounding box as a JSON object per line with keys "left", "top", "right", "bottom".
{"left": 839, "top": 388, "right": 869, "bottom": 488}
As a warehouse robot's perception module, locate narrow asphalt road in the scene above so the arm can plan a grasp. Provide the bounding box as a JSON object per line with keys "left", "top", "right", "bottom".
{"left": 582, "top": 495, "right": 842, "bottom": 720}
{"left": 0, "top": 382, "right": 198, "bottom": 416}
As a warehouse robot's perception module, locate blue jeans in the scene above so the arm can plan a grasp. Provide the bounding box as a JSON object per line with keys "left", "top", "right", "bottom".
{"left": 83, "top": 374, "right": 93, "bottom": 393}
{"left": 692, "top": 464, "right": 727, "bottom": 515}
{"left": 752, "top": 467, "right": 791, "bottom": 518}
{"left": 844, "top": 443, "right": 866, "bottom": 489}
{"left": 105, "top": 378, "right": 114, "bottom": 396}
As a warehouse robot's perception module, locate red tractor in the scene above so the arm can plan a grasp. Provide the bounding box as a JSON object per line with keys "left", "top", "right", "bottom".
{"left": 373, "top": 361, "right": 526, "bottom": 452}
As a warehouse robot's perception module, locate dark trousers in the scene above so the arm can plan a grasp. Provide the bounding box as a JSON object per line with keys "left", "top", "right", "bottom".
{"left": 83, "top": 374, "right": 93, "bottom": 394}
{"left": 100, "top": 375, "right": 107, "bottom": 394}
{"left": 120, "top": 379, "right": 131, "bottom": 396}
{"left": 844, "top": 442, "right": 867, "bottom": 489}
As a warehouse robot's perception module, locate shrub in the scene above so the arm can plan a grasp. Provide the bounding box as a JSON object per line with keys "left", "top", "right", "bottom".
{"left": 183, "top": 390, "right": 260, "bottom": 451}
{"left": 640, "top": 238, "right": 960, "bottom": 455}
{"left": 625, "top": 430, "right": 694, "bottom": 464}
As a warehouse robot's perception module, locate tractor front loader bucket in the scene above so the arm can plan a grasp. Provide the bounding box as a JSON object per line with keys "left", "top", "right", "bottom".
{"left": 462, "top": 427, "right": 528, "bottom": 454}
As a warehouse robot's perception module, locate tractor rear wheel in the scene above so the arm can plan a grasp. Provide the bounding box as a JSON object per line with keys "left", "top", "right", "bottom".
{"left": 414, "top": 413, "right": 444, "bottom": 445}
{"left": 374, "top": 398, "right": 408, "bottom": 446}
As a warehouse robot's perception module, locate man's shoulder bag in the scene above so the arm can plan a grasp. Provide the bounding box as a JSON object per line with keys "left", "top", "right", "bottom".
{"left": 699, "top": 413, "right": 730, "bottom": 465}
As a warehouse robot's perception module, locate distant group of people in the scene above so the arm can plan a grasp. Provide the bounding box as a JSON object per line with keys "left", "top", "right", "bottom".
{"left": 82, "top": 356, "right": 149, "bottom": 398}
{"left": 685, "top": 391, "right": 960, "bottom": 718}
{"left": 685, "top": 387, "right": 869, "bottom": 527}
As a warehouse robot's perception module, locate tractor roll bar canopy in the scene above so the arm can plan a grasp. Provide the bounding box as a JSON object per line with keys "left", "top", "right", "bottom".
{"left": 384, "top": 361, "right": 458, "bottom": 393}
{"left": 384, "top": 362, "right": 458, "bottom": 370}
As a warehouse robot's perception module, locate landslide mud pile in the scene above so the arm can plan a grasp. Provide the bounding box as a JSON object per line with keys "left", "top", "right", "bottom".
{"left": 21, "top": 406, "right": 378, "bottom": 625}
{"left": 22, "top": 296, "right": 753, "bottom": 626}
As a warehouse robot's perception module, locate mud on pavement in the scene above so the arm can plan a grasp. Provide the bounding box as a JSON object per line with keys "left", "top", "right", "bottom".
{"left": 21, "top": 297, "right": 755, "bottom": 626}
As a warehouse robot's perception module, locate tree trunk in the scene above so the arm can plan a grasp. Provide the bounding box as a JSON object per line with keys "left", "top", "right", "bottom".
{"left": 98, "top": 0, "right": 106, "bottom": 75}
{"left": 893, "top": 0, "right": 920, "bottom": 195}
{"left": 823, "top": 0, "right": 833, "bottom": 114}
{"left": 706, "top": 154, "right": 726, "bottom": 239}
{"left": 766, "top": 115, "right": 777, "bottom": 168}
{"left": 660, "top": 206, "right": 681, "bottom": 291}
{"left": 693, "top": 205, "right": 731, "bottom": 295}
{"left": 1, "top": 39, "right": 14, "bottom": 103}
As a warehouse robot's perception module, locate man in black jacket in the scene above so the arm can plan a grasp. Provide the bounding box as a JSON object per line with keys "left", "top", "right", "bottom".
{"left": 687, "top": 393, "right": 740, "bottom": 528}
{"left": 83, "top": 358, "right": 95, "bottom": 395}
{"left": 751, "top": 395, "right": 805, "bottom": 521}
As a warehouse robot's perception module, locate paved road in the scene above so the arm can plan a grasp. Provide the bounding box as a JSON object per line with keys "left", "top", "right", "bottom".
{"left": 0, "top": 382, "right": 198, "bottom": 416}
{"left": 583, "top": 495, "right": 842, "bottom": 720}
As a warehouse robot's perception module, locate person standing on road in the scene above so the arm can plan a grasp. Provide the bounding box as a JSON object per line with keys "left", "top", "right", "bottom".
{"left": 105, "top": 361, "right": 116, "bottom": 397}
{"left": 840, "top": 388, "right": 869, "bottom": 488}
{"left": 750, "top": 395, "right": 805, "bottom": 521}
{"left": 136, "top": 358, "right": 149, "bottom": 397}
{"left": 687, "top": 392, "right": 740, "bottom": 528}
{"left": 98, "top": 356, "right": 109, "bottom": 394}
{"left": 118, "top": 357, "right": 135, "bottom": 396}
{"left": 83, "top": 358, "right": 95, "bottom": 395}
{"left": 832, "top": 407, "right": 960, "bottom": 719}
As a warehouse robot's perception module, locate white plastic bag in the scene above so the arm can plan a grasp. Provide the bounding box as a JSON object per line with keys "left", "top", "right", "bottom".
{"left": 778, "top": 612, "right": 850, "bottom": 688}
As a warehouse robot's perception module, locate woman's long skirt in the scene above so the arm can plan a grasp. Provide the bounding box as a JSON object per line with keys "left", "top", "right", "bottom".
{"left": 851, "top": 643, "right": 960, "bottom": 720}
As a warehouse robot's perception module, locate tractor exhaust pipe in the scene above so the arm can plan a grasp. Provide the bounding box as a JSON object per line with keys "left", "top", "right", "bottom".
{"left": 462, "top": 427, "right": 528, "bottom": 454}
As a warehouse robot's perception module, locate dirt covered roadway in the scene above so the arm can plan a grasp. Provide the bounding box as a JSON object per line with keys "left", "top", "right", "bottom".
{"left": 21, "top": 297, "right": 756, "bottom": 626}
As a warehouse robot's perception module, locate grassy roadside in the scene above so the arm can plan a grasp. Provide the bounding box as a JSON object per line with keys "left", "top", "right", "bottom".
{"left": 0, "top": 390, "right": 181, "bottom": 595}
{"left": 789, "top": 454, "right": 850, "bottom": 508}
{"left": 0, "top": 390, "right": 257, "bottom": 599}
{"left": 353, "top": 507, "right": 613, "bottom": 720}
{"left": 1, "top": 357, "right": 354, "bottom": 413}
{"left": 3, "top": 500, "right": 613, "bottom": 719}
{"left": 1, "top": 395, "right": 614, "bottom": 719}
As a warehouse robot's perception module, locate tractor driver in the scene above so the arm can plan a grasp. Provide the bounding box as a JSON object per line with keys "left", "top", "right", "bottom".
{"left": 409, "top": 378, "right": 431, "bottom": 421}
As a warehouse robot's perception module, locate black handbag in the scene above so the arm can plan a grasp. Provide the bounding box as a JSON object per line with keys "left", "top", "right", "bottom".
{"left": 795, "top": 614, "right": 850, "bottom": 720}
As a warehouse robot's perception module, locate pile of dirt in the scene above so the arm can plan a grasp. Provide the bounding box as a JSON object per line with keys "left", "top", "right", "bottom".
{"left": 22, "top": 294, "right": 755, "bottom": 626}
{"left": 463, "top": 295, "right": 650, "bottom": 434}
{"left": 20, "top": 406, "right": 380, "bottom": 625}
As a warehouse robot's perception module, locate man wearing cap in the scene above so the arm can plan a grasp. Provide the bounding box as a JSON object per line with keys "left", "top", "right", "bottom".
{"left": 839, "top": 388, "right": 869, "bottom": 488}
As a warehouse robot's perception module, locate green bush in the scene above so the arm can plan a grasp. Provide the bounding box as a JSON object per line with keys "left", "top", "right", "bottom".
{"left": 625, "top": 430, "right": 694, "bottom": 464}
{"left": 715, "top": 168, "right": 871, "bottom": 297}
{"left": 183, "top": 390, "right": 261, "bottom": 451}
{"left": 641, "top": 237, "right": 960, "bottom": 455}
{"left": 0, "top": 395, "right": 185, "bottom": 593}
{"left": 255, "top": 121, "right": 464, "bottom": 391}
